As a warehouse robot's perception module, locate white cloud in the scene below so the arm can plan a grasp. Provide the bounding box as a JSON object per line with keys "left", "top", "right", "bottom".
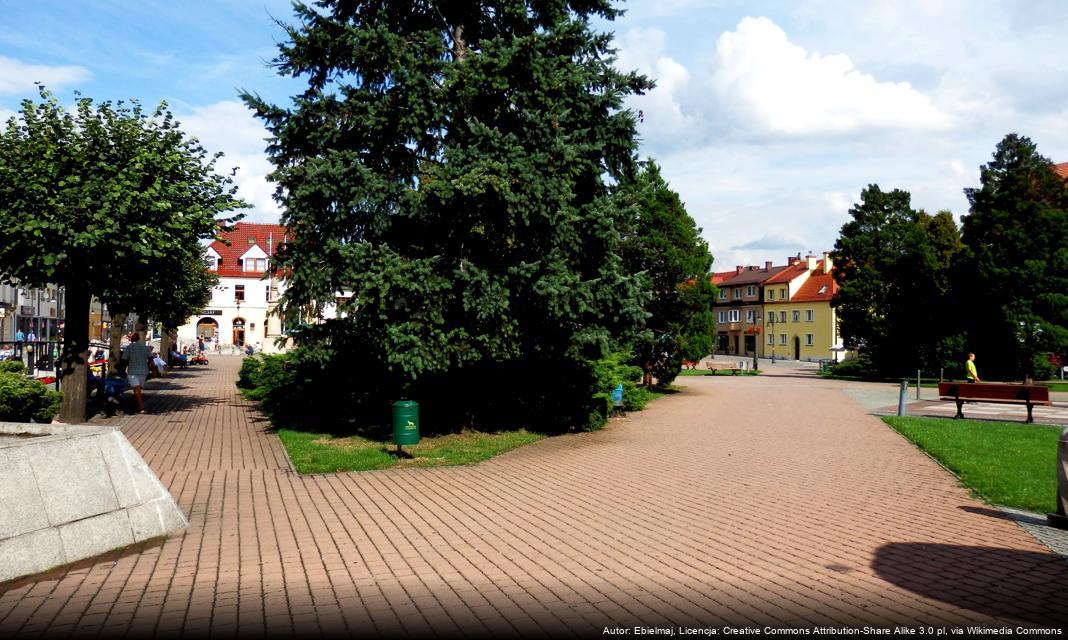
{"left": 173, "top": 101, "right": 280, "bottom": 221}
{"left": 709, "top": 17, "right": 951, "bottom": 137}
{"left": 0, "top": 55, "right": 91, "bottom": 94}
{"left": 615, "top": 28, "right": 700, "bottom": 145}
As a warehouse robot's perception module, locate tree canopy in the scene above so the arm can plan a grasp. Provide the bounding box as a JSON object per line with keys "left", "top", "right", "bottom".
{"left": 617, "top": 160, "right": 715, "bottom": 386}
{"left": 243, "top": 0, "right": 651, "bottom": 430}
{"left": 958, "top": 133, "right": 1068, "bottom": 380}
{"left": 832, "top": 185, "right": 962, "bottom": 377}
{"left": 0, "top": 88, "right": 245, "bottom": 421}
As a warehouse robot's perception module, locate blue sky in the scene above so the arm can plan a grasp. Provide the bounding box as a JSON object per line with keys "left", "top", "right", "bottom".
{"left": 2, "top": 1, "right": 1068, "bottom": 269}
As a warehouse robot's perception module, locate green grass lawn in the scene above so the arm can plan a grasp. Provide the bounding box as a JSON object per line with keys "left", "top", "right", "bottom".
{"left": 277, "top": 428, "right": 546, "bottom": 474}
{"left": 882, "top": 416, "right": 1060, "bottom": 513}
{"left": 1040, "top": 381, "right": 1068, "bottom": 392}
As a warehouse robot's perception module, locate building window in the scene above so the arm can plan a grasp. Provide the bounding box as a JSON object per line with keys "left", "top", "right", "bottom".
{"left": 780, "top": 288, "right": 787, "bottom": 299}
{"left": 718, "top": 311, "right": 726, "bottom": 323}
{"left": 234, "top": 285, "right": 245, "bottom": 302}
{"left": 768, "top": 289, "right": 775, "bottom": 300}
{"left": 746, "top": 285, "right": 755, "bottom": 297}
{"left": 729, "top": 309, "right": 740, "bottom": 323}
{"left": 779, "top": 311, "right": 786, "bottom": 323}
{"left": 792, "top": 310, "right": 800, "bottom": 322}
{"left": 718, "top": 289, "right": 726, "bottom": 299}
{"left": 733, "top": 288, "right": 741, "bottom": 299}
{"left": 245, "top": 257, "right": 266, "bottom": 272}
{"left": 204, "top": 256, "right": 216, "bottom": 270}
{"left": 767, "top": 333, "right": 774, "bottom": 345}
{"left": 746, "top": 309, "right": 755, "bottom": 322}
{"left": 806, "top": 334, "right": 814, "bottom": 346}
{"left": 265, "top": 286, "right": 272, "bottom": 302}
{"left": 779, "top": 334, "right": 787, "bottom": 345}
{"left": 805, "top": 310, "right": 813, "bottom": 322}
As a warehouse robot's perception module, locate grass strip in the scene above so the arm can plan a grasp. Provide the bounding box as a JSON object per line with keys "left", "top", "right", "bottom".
{"left": 277, "top": 427, "right": 546, "bottom": 474}
{"left": 882, "top": 416, "right": 1060, "bottom": 514}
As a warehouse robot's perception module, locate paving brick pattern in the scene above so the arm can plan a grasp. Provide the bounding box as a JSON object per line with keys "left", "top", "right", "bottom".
{"left": 1, "top": 359, "right": 1066, "bottom": 637}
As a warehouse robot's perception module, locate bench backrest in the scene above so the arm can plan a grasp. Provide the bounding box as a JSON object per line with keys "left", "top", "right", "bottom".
{"left": 938, "top": 382, "right": 1051, "bottom": 402}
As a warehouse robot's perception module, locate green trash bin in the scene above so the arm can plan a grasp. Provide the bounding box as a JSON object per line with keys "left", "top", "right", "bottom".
{"left": 392, "top": 400, "right": 420, "bottom": 446}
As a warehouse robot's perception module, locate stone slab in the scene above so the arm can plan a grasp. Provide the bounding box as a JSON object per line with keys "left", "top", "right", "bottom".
{"left": 0, "top": 421, "right": 186, "bottom": 584}
{"left": 0, "top": 528, "right": 65, "bottom": 583}
{"left": 58, "top": 510, "right": 135, "bottom": 563}
{"left": 0, "top": 447, "right": 49, "bottom": 539}
{"left": 25, "top": 437, "right": 119, "bottom": 525}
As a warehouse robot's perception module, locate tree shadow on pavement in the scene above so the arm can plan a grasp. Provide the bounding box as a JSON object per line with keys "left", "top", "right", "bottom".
{"left": 872, "top": 542, "right": 1068, "bottom": 626}
{"left": 958, "top": 506, "right": 1057, "bottom": 529}
{"left": 141, "top": 393, "right": 223, "bottom": 416}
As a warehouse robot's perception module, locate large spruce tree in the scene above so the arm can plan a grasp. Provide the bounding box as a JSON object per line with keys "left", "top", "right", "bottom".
{"left": 959, "top": 134, "right": 1068, "bottom": 381}
{"left": 243, "top": 1, "right": 651, "bottom": 430}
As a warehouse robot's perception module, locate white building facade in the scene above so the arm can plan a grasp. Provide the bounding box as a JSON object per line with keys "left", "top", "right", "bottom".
{"left": 176, "top": 223, "right": 291, "bottom": 354}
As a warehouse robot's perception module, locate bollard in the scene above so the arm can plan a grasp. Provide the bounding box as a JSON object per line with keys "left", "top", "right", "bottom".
{"left": 916, "top": 370, "right": 921, "bottom": 400}
{"left": 1048, "top": 427, "right": 1068, "bottom": 530}
{"left": 897, "top": 380, "right": 908, "bottom": 417}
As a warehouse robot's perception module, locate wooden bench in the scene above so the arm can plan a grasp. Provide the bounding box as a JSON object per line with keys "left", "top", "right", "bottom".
{"left": 706, "top": 362, "right": 741, "bottom": 375}
{"left": 937, "top": 382, "right": 1052, "bottom": 423}
{"left": 681, "top": 360, "right": 700, "bottom": 370}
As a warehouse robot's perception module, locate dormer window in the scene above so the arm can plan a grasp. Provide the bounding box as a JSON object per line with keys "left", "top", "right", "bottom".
{"left": 204, "top": 256, "right": 217, "bottom": 270}
{"left": 245, "top": 258, "right": 267, "bottom": 272}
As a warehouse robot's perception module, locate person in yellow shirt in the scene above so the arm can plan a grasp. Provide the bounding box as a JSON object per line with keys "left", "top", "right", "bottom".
{"left": 966, "top": 352, "right": 980, "bottom": 383}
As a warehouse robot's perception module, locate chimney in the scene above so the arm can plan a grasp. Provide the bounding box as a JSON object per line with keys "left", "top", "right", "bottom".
{"left": 806, "top": 254, "right": 818, "bottom": 271}
{"left": 736, "top": 265, "right": 744, "bottom": 274}
{"left": 787, "top": 256, "right": 798, "bottom": 266}
{"left": 765, "top": 261, "right": 773, "bottom": 271}
{"left": 749, "top": 265, "right": 757, "bottom": 271}
{"left": 822, "top": 251, "right": 833, "bottom": 272}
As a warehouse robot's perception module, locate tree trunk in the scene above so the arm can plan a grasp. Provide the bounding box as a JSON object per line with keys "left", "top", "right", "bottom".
{"left": 451, "top": 24, "right": 467, "bottom": 61}
{"left": 108, "top": 312, "right": 127, "bottom": 372}
{"left": 642, "top": 363, "right": 653, "bottom": 388}
{"left": 58, "top": 280, "right": 90, "bottom": 424}
{"left": 159, "top": 327, "right": 177, "bottom": 363}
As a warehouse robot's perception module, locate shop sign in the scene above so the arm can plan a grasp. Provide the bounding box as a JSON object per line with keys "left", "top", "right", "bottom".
{"left": 200, "top": 309, "right": 223, "bottom": 316}
{"left": 20, "top": 305, "right": 34, "bottom": 315}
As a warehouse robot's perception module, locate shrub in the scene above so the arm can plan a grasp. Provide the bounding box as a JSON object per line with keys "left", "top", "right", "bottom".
{"left": 590, "top": 351, "right": 650, "bottom": 426}
{"left": 0, "top": 359, "right": 26, "bottom": 374}
{"left": 0, "top": 372, "right": 62, "bottom": 422}
{"left": 827, "top": 354, "right": 878, "bottom": 379}
{"left": 237, "top": 356, "right": 261, "bottom": 389}
{"left": 1032, "top": 354, "right": 1057, "bottom": 381}
{"left": 236, "top": 353, "right": 299, "bottom": 413}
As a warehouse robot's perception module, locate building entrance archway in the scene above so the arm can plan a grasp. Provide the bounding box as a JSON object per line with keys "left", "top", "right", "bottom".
{"left": 232, "top": 318, "right": 246, "bottom": 347}
{"left": 196, "top": 317, "right": 219, "bottom": 340}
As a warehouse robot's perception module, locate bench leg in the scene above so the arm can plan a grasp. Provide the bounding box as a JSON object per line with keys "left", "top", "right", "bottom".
{"left": 955, "top": 400, "right": 964, "bottom": 419}
{"left": 1027, "top": 402, "right": 1034, "bottom": 424}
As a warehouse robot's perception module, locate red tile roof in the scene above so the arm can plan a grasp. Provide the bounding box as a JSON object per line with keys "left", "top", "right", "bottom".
{"left": 1054, "top": 162, "right": 1068, "bottom": 179}
{"left": 762, "top": 262, "right": 808, "bottom": 285}
{"left": 791, "top": 267, "right": 836, "bottom": 302}
{"left": 209, "top": 222, "right": 289, "bottom": 278}
{"left": 711, "top": 270, "right": 737, "bottom": 285}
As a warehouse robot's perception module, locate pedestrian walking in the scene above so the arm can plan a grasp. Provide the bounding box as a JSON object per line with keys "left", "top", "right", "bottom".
{"left": 966, "top": 352, "right": 980, "bottom": 383}
{"left": 122, "top": 332, "right": 151, "bottom": 413}
{"left": 14, "top": 329, "right": 24, "bottom": 343}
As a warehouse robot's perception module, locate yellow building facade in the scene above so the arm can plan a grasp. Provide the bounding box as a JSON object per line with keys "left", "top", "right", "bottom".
{"left": 761, "top": 255, "right": 840, "bottom": 362}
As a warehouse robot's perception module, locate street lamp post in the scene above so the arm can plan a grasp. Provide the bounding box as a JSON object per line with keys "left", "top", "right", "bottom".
{"left": 752, "top": 311, "right": 760, "bottom": 372}
{"left": 769, "top": 312, "right": 777, "bottom": 363}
